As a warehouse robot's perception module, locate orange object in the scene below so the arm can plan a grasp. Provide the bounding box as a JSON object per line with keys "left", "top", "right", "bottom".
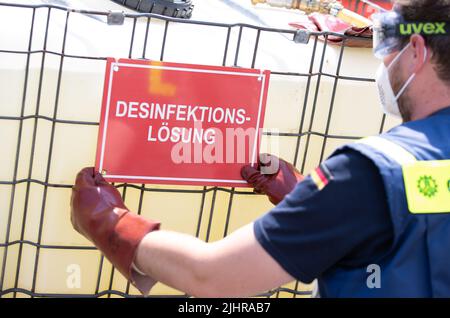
{"left": 340, "top": 0, "right": 393, "bottom": 18}
{"left": 251, "top": 0, "right": 373, "bottom": 27}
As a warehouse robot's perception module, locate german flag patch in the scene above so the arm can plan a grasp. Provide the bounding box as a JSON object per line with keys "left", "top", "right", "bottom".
{"left": 310, "top": 163, "right": 333, "bottom": 190}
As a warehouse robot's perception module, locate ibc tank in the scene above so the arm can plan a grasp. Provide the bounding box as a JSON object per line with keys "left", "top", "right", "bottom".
{"left": 0, "top": 0, "right": 400, "bottom": 297}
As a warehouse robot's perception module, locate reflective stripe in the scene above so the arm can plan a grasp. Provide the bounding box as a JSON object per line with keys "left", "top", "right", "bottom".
{"left": 357, "top": 136, "right": 417, "bottom": 165}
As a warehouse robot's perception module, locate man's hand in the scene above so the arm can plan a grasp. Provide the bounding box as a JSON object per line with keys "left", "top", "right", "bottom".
{"left": 71, "top": 167, "right": 160, "bottom": 295}
{"left": 71, "top": 167, "right": 128, "bottom": 242}
{"left": 241, "top": 154, "right": 304, "bottom": 205}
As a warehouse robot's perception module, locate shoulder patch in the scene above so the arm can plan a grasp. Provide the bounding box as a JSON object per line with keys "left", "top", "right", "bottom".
{"left": 403, "top": 160, "right": 450, "bottom": 214}
{"left": 310, "top": 163, "right": 333, "bottom": 190}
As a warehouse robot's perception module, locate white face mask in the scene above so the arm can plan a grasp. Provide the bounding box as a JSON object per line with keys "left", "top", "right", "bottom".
{"left": 375, "top": 43, "right": 427, "bottom": 118}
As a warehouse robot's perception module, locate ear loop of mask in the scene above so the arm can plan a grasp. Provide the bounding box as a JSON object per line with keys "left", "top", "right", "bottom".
{"left": 387, "top": 43, "right": 428, "bottom": 100}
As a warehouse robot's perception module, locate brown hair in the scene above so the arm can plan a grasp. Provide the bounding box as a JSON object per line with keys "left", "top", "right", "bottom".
{"left": 395, "top": 0, "right": 450, "bottom": 84}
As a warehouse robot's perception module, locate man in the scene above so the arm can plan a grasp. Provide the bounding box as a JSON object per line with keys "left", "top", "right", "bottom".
{"left": 71, "top": 0, "right": 450, "bottom": 297}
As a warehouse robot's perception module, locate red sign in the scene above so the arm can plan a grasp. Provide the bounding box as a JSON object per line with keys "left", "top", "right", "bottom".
{"left": 95, "top": 58, "right": 270, "bottom": 187}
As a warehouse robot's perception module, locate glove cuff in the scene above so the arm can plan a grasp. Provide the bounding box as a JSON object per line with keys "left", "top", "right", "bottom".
{"left": 94, "top": 210, "right": 160, "bottom": 295}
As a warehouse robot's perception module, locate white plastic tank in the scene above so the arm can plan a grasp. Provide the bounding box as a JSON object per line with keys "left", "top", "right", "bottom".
{"left": 0, "top": 0, "right": 400, "bottom": 297}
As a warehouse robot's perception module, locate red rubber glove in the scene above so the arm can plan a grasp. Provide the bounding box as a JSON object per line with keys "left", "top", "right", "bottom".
{"left": 241, "top": 154, "right": 304, "bottom": 205}
{"left": 70, "top": 167, "right": 160, "bottom": 295}
{"left": 289, "top": 12, "right": 373, "bottom": 48}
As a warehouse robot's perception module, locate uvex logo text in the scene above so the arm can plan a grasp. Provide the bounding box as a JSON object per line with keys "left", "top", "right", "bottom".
{"left": 399, "top": 22, "right": 447, "bottom": 35}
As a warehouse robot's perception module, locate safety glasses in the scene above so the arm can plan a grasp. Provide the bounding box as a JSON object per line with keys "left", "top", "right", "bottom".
{"left": 372, "top": 10, "right": 449, "bottom": 59}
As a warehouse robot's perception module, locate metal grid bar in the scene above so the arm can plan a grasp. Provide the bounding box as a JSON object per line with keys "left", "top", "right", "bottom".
{"left": 12, "top": 6, "right": 52, "bottom": 299}
{"left": 300, "top": 34, "right": 330, "bottom": 173}
{"left": 319, "top": 38, "right": 346, "bottom": 163}
{"left": 0, "top": 1, "right": 383, "bottom": 298}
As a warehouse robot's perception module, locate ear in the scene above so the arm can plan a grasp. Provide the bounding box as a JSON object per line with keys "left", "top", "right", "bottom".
{"left": 409, "top": 34, "right": 428, "bottom": 73}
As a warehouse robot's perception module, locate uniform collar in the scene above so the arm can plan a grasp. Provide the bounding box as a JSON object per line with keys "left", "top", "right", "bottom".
{"left": 428, "top": 105, "right": 450, "bottom": 118}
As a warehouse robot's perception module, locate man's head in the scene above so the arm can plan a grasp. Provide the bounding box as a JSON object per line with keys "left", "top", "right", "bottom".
{"left": 374, "top": 0, "right": 450, "bottom": 122}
